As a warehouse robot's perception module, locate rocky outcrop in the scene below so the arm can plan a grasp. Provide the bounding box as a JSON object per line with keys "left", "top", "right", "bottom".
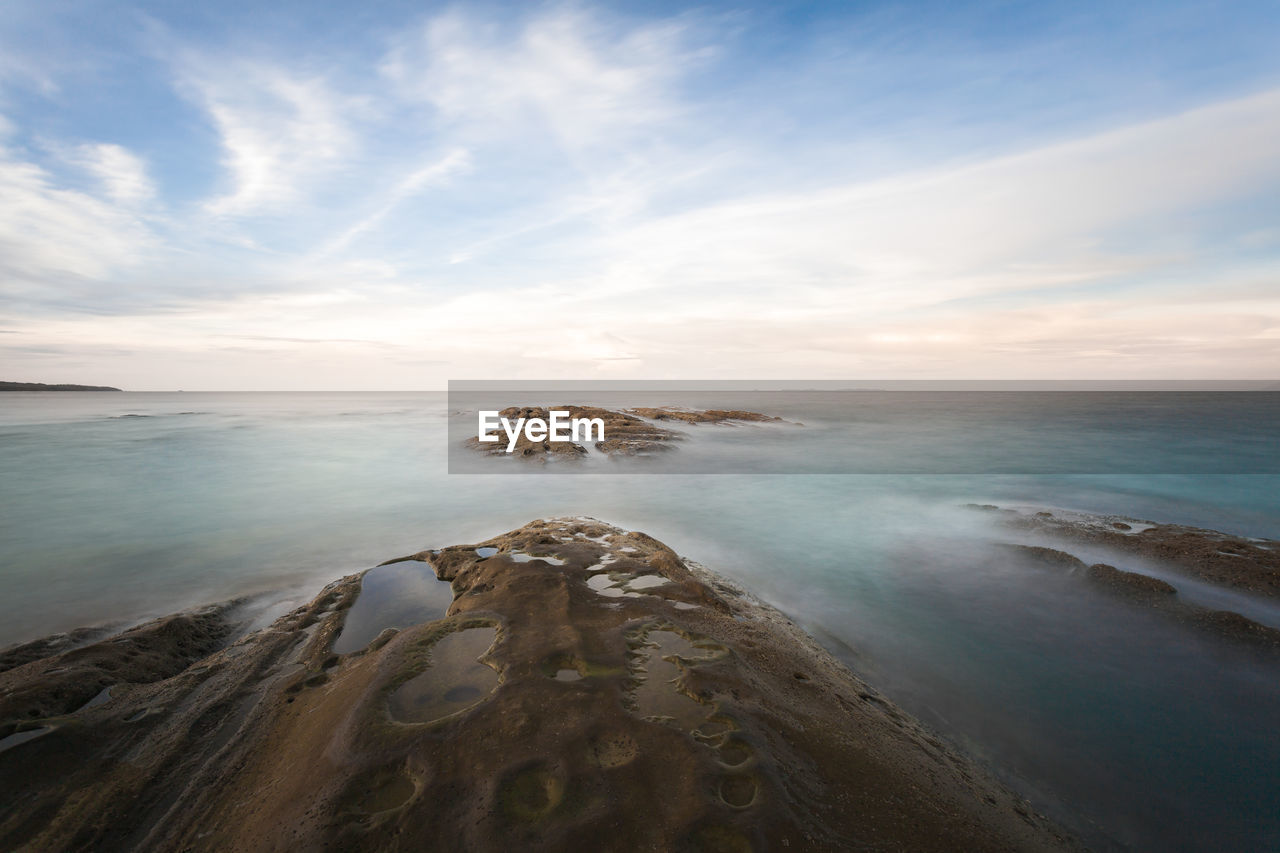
{"left": 0, "top": 624, "right": 124, "bottom": 675}
{"left": 623, "top": 408, "right": 787, "bottom": 425}
{"left": 467, "top": 405, "right": 683, "bottom": 460}
{"left": 1000, "top": 543, "right": 1280, "bottom": 648}
{"left": 971, "top": 505, "right": 1280, "bottom": 599}
{"left": 466, "top": 405, "right": 794, "bottom": 462}
{"left": 0, "top": 519, "right": 1075, "bottom": 852}
{"left": 1084, "top": 563, "right": 1178, "bottom": 597}
{"left": 0, "top": 604, "right": 240, "bottom": 723}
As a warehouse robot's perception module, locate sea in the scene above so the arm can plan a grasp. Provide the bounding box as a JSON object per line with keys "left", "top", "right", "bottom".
{"left": 1, "top": 389, "right": 1277, "bottom": 851}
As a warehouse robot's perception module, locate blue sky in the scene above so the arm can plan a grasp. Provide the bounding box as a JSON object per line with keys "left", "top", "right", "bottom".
{"left": 1, "top": 0, "right": 1278, "bottom": 389}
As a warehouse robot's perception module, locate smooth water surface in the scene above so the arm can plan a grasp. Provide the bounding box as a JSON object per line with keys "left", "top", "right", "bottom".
{"left": 1, "top": 390, "right": 1278, "bottom": 850}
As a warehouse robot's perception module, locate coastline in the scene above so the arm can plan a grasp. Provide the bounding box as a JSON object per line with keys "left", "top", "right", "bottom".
{"left": 1, "top": 518, "right": 1077, "bottom": 851}
{"left": 0, "top": 382, "right": 123, "bottom": 392}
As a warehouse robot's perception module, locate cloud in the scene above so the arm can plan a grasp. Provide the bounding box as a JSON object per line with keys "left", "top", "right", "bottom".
{"left": 3, "top": 4, "right": 1278, "bottom": 387}
{"left": 215, "top": 334, "right": 397, "bottom": 347}
{"left": 0, "top": 33, "right": 59, "bottom": 98}
{"left": 0, "top": 144, "right": 154, "bottom": 299}
{"left": 382, "top": 8, "right": 696, "bottom": 150}
{"left": 64, "top": 142, "right": 156, "bottom": 205}
{"left": 176, "top": 57, "right": 358, "bottom": 217}
{"left": 590, "top": 87, "right": 1280, "bottom": 311}
{"left": 320, "top": 147, "right": 472, "bottom": 256}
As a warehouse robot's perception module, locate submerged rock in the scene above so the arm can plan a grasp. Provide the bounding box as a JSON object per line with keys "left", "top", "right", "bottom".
{"left": 999, "top": 543, "right": 1280, "bottom": 648}
{"left": 970, "top": 504, "right": 1280, "bottom": 598}
{"left": 1085, "top": 563, "right": 1178, "bottom": 597}
{"left": 622, "top": 408, "right": 787, "bottom": 425}
{"left": 0, "top": 519, "right": 1075, "bottom": 852}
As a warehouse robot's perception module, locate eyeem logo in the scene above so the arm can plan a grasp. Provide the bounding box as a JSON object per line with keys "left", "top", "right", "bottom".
{"left": 478, "top": 410, "right": 605, "bottom": 453}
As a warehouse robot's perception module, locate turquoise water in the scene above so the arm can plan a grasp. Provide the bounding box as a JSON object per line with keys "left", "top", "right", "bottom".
{"left": 1, "top": 391, "right": 1278, "bottom": 850}
{"left": 448, "top": 388, "right": 1280, "bottom": 475}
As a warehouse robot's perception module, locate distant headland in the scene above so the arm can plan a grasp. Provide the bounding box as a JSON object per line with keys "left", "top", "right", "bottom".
{"left": 0, "top": 381, "right": 122, "bottom": 392}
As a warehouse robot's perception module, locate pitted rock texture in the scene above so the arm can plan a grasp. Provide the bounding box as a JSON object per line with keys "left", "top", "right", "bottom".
{"left": 1, "top": 519, "right": 1076, "bottom": 852}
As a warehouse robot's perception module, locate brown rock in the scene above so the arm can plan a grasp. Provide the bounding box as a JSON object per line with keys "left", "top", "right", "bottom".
{"left": 466, "top": 405, "right": 794, "bottom": 461}
{"left": 0, "top": 520, "right": 1077, "bottom": 852}
{"left": 976, "top": 506, "right": 1280, "bottom": 599}
{"left": 1085, "top": 564, "right": 1178, "bottom": 597}
{"left": 996, "top": 536, "right": 1279, "bottom": 649}
{"left": 468, "top": 405, "right": 683, "bottom": 460}
{"left": 0, "top": 603, "right": 240, "bottom": 722}
{"left": 1000, "top": 544, "right": 1087, "bottom": 571}
{"left": 624, "top": 408, "right": 786, "bottom": 425}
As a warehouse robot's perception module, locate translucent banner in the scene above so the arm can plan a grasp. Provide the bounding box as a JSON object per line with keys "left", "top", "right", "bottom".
{"left": 447, "top": 380, "right": 1280, "bottom": 474}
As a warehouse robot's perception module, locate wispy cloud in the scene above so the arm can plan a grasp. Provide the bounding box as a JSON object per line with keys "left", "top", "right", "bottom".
{"left": 174, "top": 56, "right": 359, "bottom": 217}
{"left": 590, "top": 87, "right": 1280, "bottom": 312}
{"left": 383, "top": 9, "right": 696, "bottom": 149}
{"left": 1, "top": 2, "right": 1277, "bottom": 387}
{"left": 63, "top": 142, "right": 156, "bottom": 205}
{"left": 0, "top": 143, "right": 155, "bottom": 300}
{"left": 319, "top": 147, "right": 472, "bottom": 257}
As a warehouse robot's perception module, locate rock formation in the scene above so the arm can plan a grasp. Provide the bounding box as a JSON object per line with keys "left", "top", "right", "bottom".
{"left": 969, "top": 504, "right": 1280, "bottom": 598}
{"left": 1000, "top": 543, "right": 1280, "bottom": 648}
{"left": 0, "top": 519, "right": 1075, "bottom": 852}
{"left": 465, "top": 406, "right": 793, "bottom": 462}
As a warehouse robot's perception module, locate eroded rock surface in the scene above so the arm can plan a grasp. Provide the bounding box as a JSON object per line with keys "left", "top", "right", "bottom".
{"left": 971, "top": 504, "right": 1280, "bottom": 598}
{"left": 0, "top": 623, "right": 124, "bottom": 675}
{"left": 1085, "top": 563, "right": 1178, "bottom": 597}
{"left": 1002, "top": 543, "right": 1280, "bottom": 647}
{"left": 0, "top": 602, "right": 243, "bottom": 723}
{"left": 1, "top": 519, "right": 1075, "bottom": 852}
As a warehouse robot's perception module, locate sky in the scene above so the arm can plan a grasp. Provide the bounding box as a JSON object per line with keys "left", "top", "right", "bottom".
{"left": 1, "top": 0, "right": 1278, "bottom": 389}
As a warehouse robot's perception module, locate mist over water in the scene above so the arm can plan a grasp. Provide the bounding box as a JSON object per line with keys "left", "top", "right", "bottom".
{"left": 1, "top": 391, "right": 1277, "bottom": 850}
{"left": 448, "top": 388, "right": 1280, "bottom": 475}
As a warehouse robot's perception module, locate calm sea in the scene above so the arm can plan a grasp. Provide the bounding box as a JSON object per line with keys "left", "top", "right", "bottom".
{"left": 1, "top": 390, "right": 1277, "bottom": 851}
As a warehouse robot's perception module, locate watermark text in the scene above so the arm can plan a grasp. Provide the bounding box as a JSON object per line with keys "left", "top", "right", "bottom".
{"left": 478, "top": 410, "right": 605, "bottom": 452}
